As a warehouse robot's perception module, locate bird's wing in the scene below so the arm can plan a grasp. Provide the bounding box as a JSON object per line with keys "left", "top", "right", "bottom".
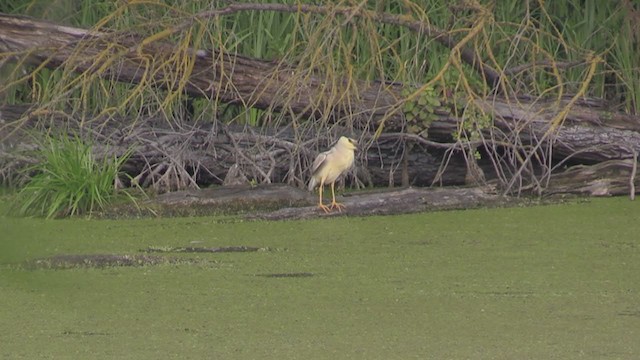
{"left": 308, "top": 150, "right": 331, "bottom": 191}
{"left": 310, "top": 149, "right": 332, "bottom": 176}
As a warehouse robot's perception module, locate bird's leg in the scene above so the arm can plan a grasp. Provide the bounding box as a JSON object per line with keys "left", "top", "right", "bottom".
{"left": 329, "top": 182, "right": 346, "bottom": 212}
{"left": 317, "top": 183, "right": 331, "bottom": 213}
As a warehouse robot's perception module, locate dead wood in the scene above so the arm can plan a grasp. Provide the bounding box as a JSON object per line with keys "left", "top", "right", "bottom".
{"left": 144, "top": 183, "right": 516, "bottom": 221}
{"left": 251, "top": 186, "right": 510, "bottom": 221}
{"left": 545, "top": 159, "right": 640, "bottom": 197}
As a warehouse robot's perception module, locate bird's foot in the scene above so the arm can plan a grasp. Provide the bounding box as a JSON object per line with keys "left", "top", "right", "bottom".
{"left": 318, "top": 203, "right": 332, "bottom": 213}
{"left": 330, "top": 201, "right": 346, "bottom": 212}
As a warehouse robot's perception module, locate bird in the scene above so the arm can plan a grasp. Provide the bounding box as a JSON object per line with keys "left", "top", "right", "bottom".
{"left": 308, "top": 136, "right": 358, "bottom": 213}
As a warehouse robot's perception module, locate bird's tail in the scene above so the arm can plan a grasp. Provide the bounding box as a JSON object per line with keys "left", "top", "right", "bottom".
{"left": 307, "top": 177, "right": 317, "bottom": 192}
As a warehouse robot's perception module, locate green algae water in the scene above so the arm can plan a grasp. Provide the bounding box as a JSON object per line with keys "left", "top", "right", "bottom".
{"left": 1, "top": 197, "right": 639, "bottom": 359}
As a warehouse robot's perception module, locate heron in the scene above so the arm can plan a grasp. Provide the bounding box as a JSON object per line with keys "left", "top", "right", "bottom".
{"left": 308, "top": 136, "right": 357, "bottom": 213}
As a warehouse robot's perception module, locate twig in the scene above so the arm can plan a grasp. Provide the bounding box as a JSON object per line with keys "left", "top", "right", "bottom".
{"left": 503, "top": 60, "right": 585, "bottom": 75}
{"left": 631, "top": 150, "right": 637, "bottom": 200}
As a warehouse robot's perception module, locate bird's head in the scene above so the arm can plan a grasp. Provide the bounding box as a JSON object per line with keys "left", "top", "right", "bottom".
{"left": 338, "top": 136, "right": 358, "bottom": 151}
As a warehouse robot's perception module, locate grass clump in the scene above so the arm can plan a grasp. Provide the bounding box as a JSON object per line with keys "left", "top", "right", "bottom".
{"left": 12, "top": 134, "right": 132, "bottom": 218}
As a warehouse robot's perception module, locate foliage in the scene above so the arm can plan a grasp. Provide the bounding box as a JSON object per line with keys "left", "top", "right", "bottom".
{"left": 402, "top": 86, "right": 441, "bottom": 136}
{"left": 12, "top": 134, "right": 133, "bottom": 218}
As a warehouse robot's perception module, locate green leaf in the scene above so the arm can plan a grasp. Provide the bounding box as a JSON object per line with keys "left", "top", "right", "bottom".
{"left": 404, "top": 101, "right": 415, "bottom": 113}
{"left": 427, "top": 97, "right": 441, "bottom": 107}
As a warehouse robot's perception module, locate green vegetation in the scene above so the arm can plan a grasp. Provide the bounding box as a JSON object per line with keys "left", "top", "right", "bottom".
{"left": 1, "top": 0, "right": 637, "bottom": 124}
{"left": 1, "top": 197, "right": 639, "bottom": 358}
{"left": 402, "top": 86, "right": 441, "bottom": 136}
{"left": 12, "top": 134, "right": 133, "bottom": 218}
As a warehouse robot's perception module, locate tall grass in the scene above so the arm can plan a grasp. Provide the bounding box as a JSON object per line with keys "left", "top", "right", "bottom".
{"left": 1, "top": 0, "right": 637, "bottom": 120}
{"left": 12, "top": 134, "right": 133, "bottom": 218}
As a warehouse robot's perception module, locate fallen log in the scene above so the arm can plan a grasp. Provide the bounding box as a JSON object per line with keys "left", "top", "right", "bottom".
{"left": 546, "top": 159, "right": 639, "bottom": 197}
{"left": 102, "top": 183, "right": 516, "bottom": 220}
{"left": 249, "top": 186, "right": 510, "bottom": 221}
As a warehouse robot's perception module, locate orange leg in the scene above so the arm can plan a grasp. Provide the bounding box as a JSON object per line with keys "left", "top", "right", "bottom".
{"left": 329, "top": 182, "right": 346, "bottom": 212}
{"left": 317, "top": 182, "right": 331, "bottom": 213}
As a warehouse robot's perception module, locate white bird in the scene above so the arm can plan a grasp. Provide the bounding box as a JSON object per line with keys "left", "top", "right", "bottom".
{"left": 308, "top": 136, "right": 358, "bottom": 213}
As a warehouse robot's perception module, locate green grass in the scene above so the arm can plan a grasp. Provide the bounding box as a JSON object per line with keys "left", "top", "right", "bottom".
{"left": 1, "top": 197, "right": 639, "bottom": 358}
{"left": 12, "top": 135, "right": 133, "bottom": 218}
